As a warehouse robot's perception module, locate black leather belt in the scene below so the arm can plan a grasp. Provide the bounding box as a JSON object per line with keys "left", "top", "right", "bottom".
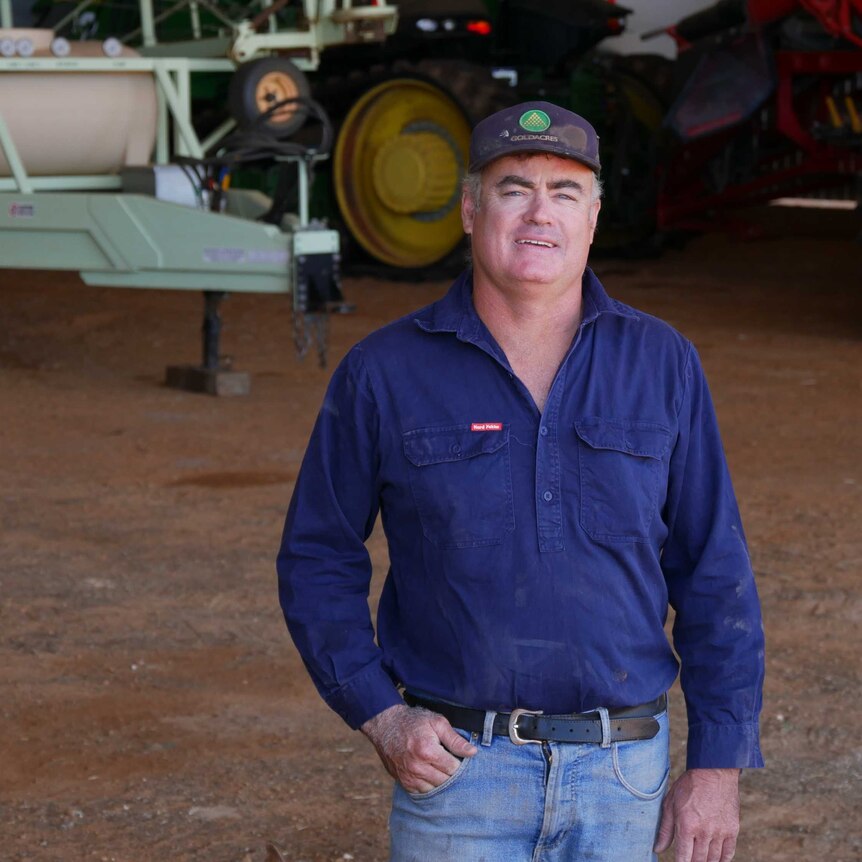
{"left": 404, "top": 692, "right": 666, "bottom": 746}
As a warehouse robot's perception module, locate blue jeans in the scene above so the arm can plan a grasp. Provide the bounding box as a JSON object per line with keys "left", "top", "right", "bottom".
{"left": 389, "top": 709, "right": 669, "bottom": 862}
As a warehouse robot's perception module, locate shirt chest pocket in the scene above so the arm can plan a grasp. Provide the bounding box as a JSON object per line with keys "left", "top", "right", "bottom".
{"left": 403, "top": 425, "right": 515, "bottom": 549}
{"left": 574, "top": 418, "right": 671, "bottom": 543}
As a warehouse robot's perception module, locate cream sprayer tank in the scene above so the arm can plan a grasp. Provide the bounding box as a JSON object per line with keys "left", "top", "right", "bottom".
{"left": 0, "top": 29, "right": 157, "bottom": 177}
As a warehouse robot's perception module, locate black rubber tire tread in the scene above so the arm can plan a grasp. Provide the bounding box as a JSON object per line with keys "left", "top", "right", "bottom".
{"left": 583, "top": 55, "right": 669, "bottom": 258}
{"left": 604, "top": 53, "right": 675, "bottom": 110}
{"left": 228, "top": 56, "right": 311, "bottom": 136}
{"left": 410, "top": 59, "right": 515, "bottom": 126}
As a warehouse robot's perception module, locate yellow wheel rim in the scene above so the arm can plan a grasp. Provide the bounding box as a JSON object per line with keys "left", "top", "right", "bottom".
{"left": 255, "top": 71, "right": 299, "bottom": 125}
{"left": 334, "top": 78, "right": 471, "bottom": 268}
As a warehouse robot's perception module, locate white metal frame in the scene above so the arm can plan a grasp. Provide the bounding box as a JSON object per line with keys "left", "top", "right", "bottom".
{"left": 2, "top": 0, "right": 399, "bottom": 65}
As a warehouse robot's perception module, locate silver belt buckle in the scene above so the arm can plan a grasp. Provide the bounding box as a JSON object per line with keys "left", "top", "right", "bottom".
{"left": 508, "top": 708, "right": 544, "bottom": 745}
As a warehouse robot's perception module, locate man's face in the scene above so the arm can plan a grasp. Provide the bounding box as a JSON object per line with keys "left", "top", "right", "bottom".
{"left": 461, "top": 153, "right": 600, "bottom": 300}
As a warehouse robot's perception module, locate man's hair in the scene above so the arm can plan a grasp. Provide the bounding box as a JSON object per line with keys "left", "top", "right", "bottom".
{"left": 462, "top": 167, "right": 604, "bottom": 211}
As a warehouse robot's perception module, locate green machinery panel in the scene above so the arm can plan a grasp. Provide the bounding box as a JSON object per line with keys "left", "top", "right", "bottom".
{"left": 0, "top": 192, "right": 337, "bottom": 293}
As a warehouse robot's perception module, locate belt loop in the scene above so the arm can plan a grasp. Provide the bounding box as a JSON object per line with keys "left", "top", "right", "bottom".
{"left": 482, "top": 710, "right": 497, "bottom": 747}
{"left": 596, "top": 706, "right": 612, "bottom": 748}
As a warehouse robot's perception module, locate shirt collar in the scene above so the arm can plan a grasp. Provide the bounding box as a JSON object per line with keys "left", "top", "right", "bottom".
{"left": 414, "top": 266, "right": 638, "bottom": 340}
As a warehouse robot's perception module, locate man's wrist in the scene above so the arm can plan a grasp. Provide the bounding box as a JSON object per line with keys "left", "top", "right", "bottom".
{"left": 360, "top": 703, "right": 410, "bottom": 741}
{"left": 684, "top": 767, "right": 741, "bottom": 782}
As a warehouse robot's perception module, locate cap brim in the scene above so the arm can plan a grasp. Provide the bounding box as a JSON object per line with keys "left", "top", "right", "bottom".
{"left": 469, "top": 141, "right": 601, "bottom": 174}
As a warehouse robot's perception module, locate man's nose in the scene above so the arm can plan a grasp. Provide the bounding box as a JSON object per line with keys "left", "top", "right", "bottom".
{"left": 523, "top": 191, "right": 553, "bottom": 224}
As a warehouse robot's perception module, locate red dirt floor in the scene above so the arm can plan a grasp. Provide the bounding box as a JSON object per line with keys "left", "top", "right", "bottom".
{"left": 1, "top": 210, "right": 860, "bottom": 861}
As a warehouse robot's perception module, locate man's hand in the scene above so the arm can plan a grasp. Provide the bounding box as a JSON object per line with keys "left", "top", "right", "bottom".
{"left": 361, "top": 703, "right": 478, "bottom": 794}
{"left": 654, "top": 768, "right": 740, "bottom": 862}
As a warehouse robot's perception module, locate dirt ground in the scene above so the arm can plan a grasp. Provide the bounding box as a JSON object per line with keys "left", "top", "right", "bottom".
{"left": 1, "top": 211, "right": 860, "bottom": 862}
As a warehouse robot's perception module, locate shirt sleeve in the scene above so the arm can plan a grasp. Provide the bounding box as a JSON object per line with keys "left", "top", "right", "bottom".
{"left": 662, "top": 343, "right": 765, "bottom": 770}
{"left": 276, "top": 345, "right": 403, "bottom": 730}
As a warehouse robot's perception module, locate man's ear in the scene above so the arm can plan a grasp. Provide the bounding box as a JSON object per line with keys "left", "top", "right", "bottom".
{"left": 461, "top": 188, "right": 476, "bottom": 235}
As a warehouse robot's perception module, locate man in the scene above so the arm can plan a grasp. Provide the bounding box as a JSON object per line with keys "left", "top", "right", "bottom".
{"left": 277, "top": 101, "right": 764, "bottom": 862}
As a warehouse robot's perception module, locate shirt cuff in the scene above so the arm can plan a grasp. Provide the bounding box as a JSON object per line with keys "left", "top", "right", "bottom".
{"left": 323, "top": 661, "right": 404, "bottom": 730}
{"left": 686, "top": 722, "right": 765, "bottom": 769}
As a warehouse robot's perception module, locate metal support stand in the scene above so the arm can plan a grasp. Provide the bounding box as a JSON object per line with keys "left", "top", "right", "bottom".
{"left": 165, "top": 290, "right": 251, "bottom": 396}
{"left": 202, "top": 289, "right": 225, "bottom": 370}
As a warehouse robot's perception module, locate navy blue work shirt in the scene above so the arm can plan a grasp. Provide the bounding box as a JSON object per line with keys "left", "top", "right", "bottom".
{"left": 277, "top": 268, "right": 765, "bottom": 769}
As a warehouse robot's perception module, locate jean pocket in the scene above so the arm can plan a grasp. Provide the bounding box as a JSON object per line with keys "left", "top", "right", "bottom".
{"left": 612, "top": 711, "right": 670, "bottom": 800}
{"left": 404, "top": 730, "right": 479, "bottom": 801}
{"left": 575, "top": 418, "right": 671, "bottom": 543}
{"left": 403, "top": 424, "right": 514, "bottom": 549}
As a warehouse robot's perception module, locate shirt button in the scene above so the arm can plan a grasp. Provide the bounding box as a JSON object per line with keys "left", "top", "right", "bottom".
{"left": 543, "top": 490, "right": 553, "bottom": 502}
{"left": 451, "top": 443, "right": 462, "bottom": 455}
{"left": 540, "top": 426, "right": 549, "bottom": 437}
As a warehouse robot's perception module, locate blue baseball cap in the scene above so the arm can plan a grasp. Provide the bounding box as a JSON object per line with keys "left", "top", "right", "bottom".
{"left": 469, "top": 101, "right": 601, "bottom": 174}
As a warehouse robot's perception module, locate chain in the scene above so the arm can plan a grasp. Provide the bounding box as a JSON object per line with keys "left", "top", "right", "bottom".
{"left": 312, "top": 313, "right": 329, "bottom": 368}
{"left": 292, "top": 307, "right": 330, "bottom": 367}
{"left": 293, "top": 307, "right": 311, "bottom": 361}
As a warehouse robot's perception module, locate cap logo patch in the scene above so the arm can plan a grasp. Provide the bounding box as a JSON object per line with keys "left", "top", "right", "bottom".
{"left": 519, "top": 109, "right": 551, "bottom": 132}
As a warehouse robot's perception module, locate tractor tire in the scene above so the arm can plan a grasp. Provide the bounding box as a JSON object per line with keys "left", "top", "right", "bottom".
{"left": 228, "top": 56, "right": 311, "bottom": 137}
{"left": 412, "top": 59, "right": 514, "bottom": 124}
{"left": 587, "top": 57, "right": 671, "bottom": 257}
{"left": 326, "top": 62, "right": 511, "bottom": 273}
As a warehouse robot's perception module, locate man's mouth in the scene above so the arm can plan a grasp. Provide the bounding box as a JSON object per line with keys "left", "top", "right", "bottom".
{"left": 515, "top": 239, "right": 555, "bottom": 248}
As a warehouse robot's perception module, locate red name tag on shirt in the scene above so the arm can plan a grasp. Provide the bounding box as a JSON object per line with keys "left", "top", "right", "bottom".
{"left": 471, "top": 422, "right": 503, "bottom": 432}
